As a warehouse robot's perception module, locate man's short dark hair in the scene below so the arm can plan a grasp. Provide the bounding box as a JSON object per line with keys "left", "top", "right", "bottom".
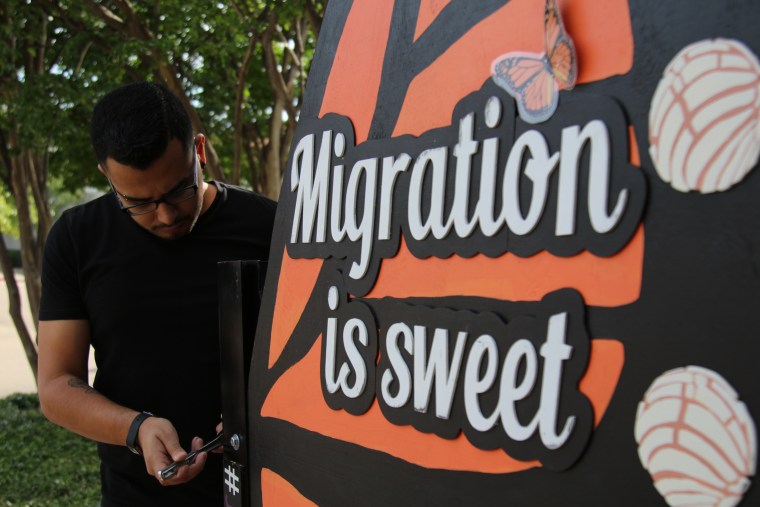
{"left": 91, "top": 82, "right": 194, "bottom": 169}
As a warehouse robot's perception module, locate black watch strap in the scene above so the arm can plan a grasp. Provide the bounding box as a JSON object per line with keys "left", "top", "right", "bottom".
{"left": 126, "top": 411, "right": 154, "bottom": 455}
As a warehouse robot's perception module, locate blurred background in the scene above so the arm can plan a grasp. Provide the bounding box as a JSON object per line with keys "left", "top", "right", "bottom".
{"left": 0, "top": 0, "right": 326, "bottom": 396}
{"left": 1, "top": 2, "right": 325, "bottom": 503}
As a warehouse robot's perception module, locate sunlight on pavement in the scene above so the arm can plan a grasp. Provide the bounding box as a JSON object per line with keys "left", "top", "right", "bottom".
{"left": 0, "top": 272, "right": 96, "bottom": 397}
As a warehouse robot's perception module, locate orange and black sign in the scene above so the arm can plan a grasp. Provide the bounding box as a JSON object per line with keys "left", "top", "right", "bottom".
{"left": 245, "top": 1, "right": 759, "bottom": 505}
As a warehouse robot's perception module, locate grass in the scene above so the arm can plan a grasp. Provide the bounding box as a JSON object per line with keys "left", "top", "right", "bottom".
{"left": 0, "top": 393, "right": 100, "bottom": 506}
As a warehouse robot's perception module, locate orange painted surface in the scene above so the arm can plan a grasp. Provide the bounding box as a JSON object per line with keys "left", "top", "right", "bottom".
{"left": 265, "top": 0, "right": 637, "bottom": 476}
{"left": 319, "top": 0, "right": 395, "bottom": 143}
{"left": 367, "top": 226, "right": 643, "bottom": 306}
{"left": 578, "top": 339, "right": 625, "bottom": 426}
{"left": 310, "top": 0, "right": 642, "bottom": 311}
{"left": 560, "top": 0, "right": 634, "bottom": 83}
{"left": 269, "top": 252, "right": 323, "bottom": 368}
{"left": 395, "top": 0, "right": 634, "bottom": 137}
{"left": 261, "top": 337, "right": 622, "bottom": 473}
{"left": 414, "top": 0, "right": 453, "bottom": 41}
{"left": 629, "top": 125, "right": 640, "bottom": 166}
{"left": 261, "top": 468, "right": 317, "bottom": 507}
{"left": 396, "top": 0, "right": 539, "bottom": 137}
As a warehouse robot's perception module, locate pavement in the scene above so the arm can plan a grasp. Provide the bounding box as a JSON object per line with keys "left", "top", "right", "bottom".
{"left": 0, "top": 272, "right": 37, "bottom": 397}
{"left": 0, "top": 271, "right": 95, "bottom": 398}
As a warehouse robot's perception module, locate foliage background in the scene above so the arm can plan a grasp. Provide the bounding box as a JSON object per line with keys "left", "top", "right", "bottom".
{"left": 0, "top": 0, "right": 326, "bottom": 380}
{"left": 0, "top": 393, "right": 100, "bottom": 506}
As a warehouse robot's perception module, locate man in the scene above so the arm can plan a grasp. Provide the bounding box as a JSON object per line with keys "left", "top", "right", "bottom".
{"left": 37, "top": 82, "right": 276, "bottom": 506}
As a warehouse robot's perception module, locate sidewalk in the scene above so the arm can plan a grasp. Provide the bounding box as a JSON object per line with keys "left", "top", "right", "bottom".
{"left": 0, "top": 272, "right": 95, "bottom": 398}
{"left": 0, "top": 272, "right": 37, "bottom": 397}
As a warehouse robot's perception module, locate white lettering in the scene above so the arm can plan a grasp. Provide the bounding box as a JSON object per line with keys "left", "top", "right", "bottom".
{"left": 288, "top": 97, "right": 641, "bottom": 289}
{"left": 413, "top": 327, "right": 467, "bottom": 419}
{"left": 464, "top": 335, "right": 500, "bottom": 431}
{"left": 323, "top": 315, "right": 345, "bottom": 394}
{"left": 381, "top": 322, "right": 413, "bottom": 408}
{"left": 378, "top": 154, "right": 412, "bottom": 240}
{"left": 345, "top": 159, "right": 378, "bottom": 280}
{"left": 341, "top": 318, "right": 369, "bottom": 399}
{"left": 408, "top": 147, "right": 452, "bottom": 240}
{"left": 585, "top": 120, "right": 628, "bottom": 234}
{"left": 451, "top": 113, "right": 480, "bottom": 237}
{"left": 538, "top": 312, "right": 575, "bottom": 449}
{"left": 498, "top": 339, "right": 539, "bottom": 441}
{"left": 503, "top": 130, "right": 559, "bottom": 236}
{"left": 290, "top": 133, "right": 330, "bottom": 243}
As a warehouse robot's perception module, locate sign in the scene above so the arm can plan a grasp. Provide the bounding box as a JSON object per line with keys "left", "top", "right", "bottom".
{"left": 247, "top": 1, "right": 760, "bottom": 505}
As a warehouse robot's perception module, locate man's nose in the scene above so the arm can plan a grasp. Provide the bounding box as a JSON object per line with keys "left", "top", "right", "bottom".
{"left": 155, "top": 201, "right": 179, "bottom": 224}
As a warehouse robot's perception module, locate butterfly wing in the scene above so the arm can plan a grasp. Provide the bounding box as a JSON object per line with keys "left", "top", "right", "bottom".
{"left": 545, "top": 0, "right": 577, "bottom": 90}
{"left": 492, "top": 53, "right": 546, "bottom": 96}
{"left": 492, "top": 52, "right": 558, "bottom": 124}
{"left": 517, "top": 67, "right": 559, "bottom": 123}
{"left": 491, "top": 0, "right": 576, "bottom": 124}
{"left": 549, "top": 38, "right": 576, "bottom": 89}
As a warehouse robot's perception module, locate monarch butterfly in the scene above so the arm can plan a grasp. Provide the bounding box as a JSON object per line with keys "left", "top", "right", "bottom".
{"left": 492, "top": 0, "right": 577, "bottom": 124}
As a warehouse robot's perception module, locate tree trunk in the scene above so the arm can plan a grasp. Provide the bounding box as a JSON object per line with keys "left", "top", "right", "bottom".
{"left": 0, "top": 234, "right": 37, "bottom": 383}
{"left": 232, "top": 35, "right": 258, "bottom": 186}
{"left": 9, "top": 143, "right": 41, "bottom": 323}
{"left": 266, "top": 99, "right": 284, "bottom": 200}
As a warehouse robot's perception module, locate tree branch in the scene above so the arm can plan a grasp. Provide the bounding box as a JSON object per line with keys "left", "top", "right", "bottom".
{"left": 275, "top": 24, "right": 302, "bottom": 68}
{"left": 81, "top": 0, "right": 126, "bottom": 32}
{"left": 74, "top": 40, "right": 93, "bottom": 73}
{"left": 34, "top": 11, "right": 47, "bottom": 74}
{"left": 232, "top": 34, "right": 258, "bottom": 185}
{"left": 36, "top": 0, "right": 124, "bottom": 63}
{"left": 0, "top": 128, "right": 13, "bottom": 188}
{"left": 262, "top": 13, "right": 297, "bottom": 121}
{"left": 304, "top": 0, "right": 323, "bottom": 39}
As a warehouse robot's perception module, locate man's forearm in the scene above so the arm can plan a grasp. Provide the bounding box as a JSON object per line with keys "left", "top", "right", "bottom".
{"left": 39, "top": 373, "right": 137, "bottom": 447}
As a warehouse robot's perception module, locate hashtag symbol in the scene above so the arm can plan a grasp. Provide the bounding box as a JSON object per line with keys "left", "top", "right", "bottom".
{"left": 225, "top": 465, "right": 240, "bottom": 496}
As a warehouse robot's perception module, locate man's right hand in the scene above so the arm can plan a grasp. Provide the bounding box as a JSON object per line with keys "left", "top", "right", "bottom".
{"left": 138, "top": 416, "right": 209, "bottom": 486}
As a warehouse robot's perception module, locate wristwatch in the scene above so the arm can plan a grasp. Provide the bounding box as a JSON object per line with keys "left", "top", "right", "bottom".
{"left": 126, "top": 411, "right": 154, "bottom": 455}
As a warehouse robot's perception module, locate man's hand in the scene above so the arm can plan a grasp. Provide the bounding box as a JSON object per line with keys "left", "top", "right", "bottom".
{"left": 213, "top": 420, "right": 224, "bottom": 454}
{"left": 137, "top": 417, "right": 209, "bottom": 485}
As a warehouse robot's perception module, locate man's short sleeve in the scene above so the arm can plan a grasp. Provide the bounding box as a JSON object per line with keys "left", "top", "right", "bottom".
{"left": 39, "top": 214, "right": 88, "bottom": 321}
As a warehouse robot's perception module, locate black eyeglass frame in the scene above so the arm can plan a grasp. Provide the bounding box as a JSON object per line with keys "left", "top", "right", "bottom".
{"left": 107, "top": 147, "right": 199, "bottom": 216}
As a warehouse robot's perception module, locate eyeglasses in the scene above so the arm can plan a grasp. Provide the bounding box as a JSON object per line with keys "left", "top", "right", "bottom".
{"left": 108, "top": 148, "right": 199, "bottom": 216}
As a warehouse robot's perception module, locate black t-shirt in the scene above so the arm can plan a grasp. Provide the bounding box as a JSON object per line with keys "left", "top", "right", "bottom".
{"left": 40, "top": 182, "right": 276, "bottom": 506}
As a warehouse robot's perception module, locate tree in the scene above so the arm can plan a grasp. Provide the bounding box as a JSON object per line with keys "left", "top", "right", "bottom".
{"left": 138, "top": 0, "right": 323, "bottom": 197}
{"left": 0, "top": 0, "right": 68, "bottom": 382}
{"left": 0, "top": 0, "right": 325, "bottom": 382}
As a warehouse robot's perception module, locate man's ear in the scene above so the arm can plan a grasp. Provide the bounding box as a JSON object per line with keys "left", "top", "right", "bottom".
{"left": 97, "top": 164, "right": 107, "bottom": 176}
{"left": 195, "top": 133, "right": 207, "bottom": 168}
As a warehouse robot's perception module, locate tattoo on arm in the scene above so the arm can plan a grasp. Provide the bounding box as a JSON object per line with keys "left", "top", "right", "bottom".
{"left": 67, "top": 377, "right": 97, "bottom": 395}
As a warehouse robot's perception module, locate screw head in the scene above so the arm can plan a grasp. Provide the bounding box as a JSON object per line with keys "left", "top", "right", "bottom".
{"left": 230, "top": 434, "right": 241, "bottom": 451}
